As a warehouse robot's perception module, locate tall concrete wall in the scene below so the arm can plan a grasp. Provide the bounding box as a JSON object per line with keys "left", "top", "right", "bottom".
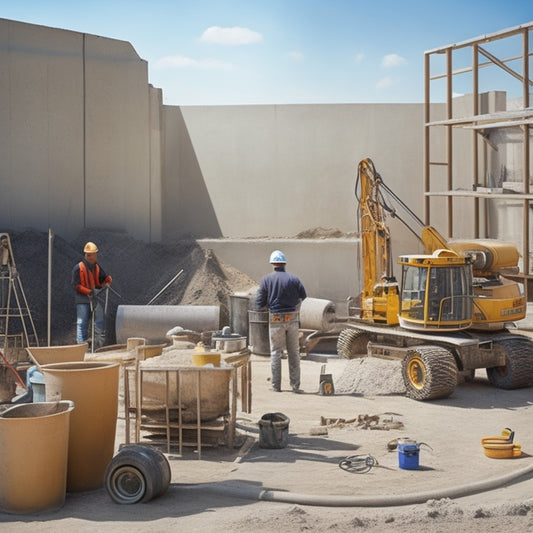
{"left": 0, "top": 19, "right": 85, "bottom": 238}
{"left": 0, "top": 18, "right": 161, "bottom": 241}
{"left": 163, "top": 103, "right": 429, "bottom": 245}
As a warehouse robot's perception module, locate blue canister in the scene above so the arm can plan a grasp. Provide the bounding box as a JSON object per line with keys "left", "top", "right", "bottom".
{"left": 398, "top": 442, "right": 420, "bottom": 470}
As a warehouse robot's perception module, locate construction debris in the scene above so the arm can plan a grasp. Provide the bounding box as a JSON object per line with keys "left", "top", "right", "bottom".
{"left": 310, "top": 412, "right": 404, "bottom": 435}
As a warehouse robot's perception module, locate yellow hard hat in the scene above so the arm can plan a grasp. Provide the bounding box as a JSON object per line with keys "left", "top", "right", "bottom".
{"left": 83, "top": 242, "right": 99, "bottom": 253}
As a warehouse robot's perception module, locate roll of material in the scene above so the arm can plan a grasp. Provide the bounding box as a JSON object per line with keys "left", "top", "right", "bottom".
{"left": 115, "top": 305, "right": 220, "bottom": 344}
{"left": 299, "top": 298, "right": 336, "bottom": 332}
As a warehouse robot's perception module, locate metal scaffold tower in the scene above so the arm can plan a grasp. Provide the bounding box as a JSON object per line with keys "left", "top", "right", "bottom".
{"left": 424, "top": 21, "right": 533, "bottom": 298}
{"left": 0, "top": 233, "right": 39, "bottom": 363}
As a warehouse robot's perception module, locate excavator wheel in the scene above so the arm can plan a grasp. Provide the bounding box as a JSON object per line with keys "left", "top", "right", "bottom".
{"left": 402, "top": 345, "right": 457, "bottom": 401}
{"left": 486, "top": 336, "right": 533, "bottom": 390}
{"left": 337, "top": 328, "right": 371, "bottom": 359}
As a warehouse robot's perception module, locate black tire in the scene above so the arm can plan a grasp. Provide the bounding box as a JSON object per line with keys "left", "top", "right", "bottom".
{"left": 486, "top": 337, "right": 533, "bottom": 390}
{"left": 337, "top": 328, "right": 371, "bottom": 359}
{"left": 105, "top": 445, "right": 171, "bottom": 504}
{"left": 402, "top": 345, "right": 457, "bottom": 401}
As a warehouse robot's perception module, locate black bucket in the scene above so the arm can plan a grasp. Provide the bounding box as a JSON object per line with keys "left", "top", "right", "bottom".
{"left": 258, "top": 412, "right": 290, "bottom": 449}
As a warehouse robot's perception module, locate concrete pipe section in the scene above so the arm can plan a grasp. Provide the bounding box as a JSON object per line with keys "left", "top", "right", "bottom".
{"left": 115, "top": 305, "right": 220, "bottom": 344}
{"left": 299, "top": 298, "right": 336, "bottom": 332}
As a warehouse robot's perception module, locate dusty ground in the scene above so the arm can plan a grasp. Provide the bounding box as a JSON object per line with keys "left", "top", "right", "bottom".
{"left": 1, "top": 228, "right": 533, "bottom": 531}
{"left": 1, "top": 347, "right": 533, "bottom": 532}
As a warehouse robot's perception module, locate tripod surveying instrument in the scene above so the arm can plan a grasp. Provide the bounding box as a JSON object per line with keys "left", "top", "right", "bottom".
{"left": 0, "top": 233, "right": 39, "bottom": 363}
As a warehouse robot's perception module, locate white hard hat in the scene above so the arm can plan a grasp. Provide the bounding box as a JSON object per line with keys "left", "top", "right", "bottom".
{"left": 269, "top": 250, "right": 286, "bottom": 264}
{"left": 83, "top": 242, "right": 99, "bottom": 253}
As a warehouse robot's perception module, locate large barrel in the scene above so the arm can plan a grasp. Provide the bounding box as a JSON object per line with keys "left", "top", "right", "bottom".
{"left": 0, "top": 401, "right": 74, "bottom": 513}
{"left": 41, "top": 361, "right": 120, "bottom": 492}
{"left": 248, "top": 310, "right": 270, "bottom": 356}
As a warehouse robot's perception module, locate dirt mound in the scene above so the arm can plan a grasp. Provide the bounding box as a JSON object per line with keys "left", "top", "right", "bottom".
{"left": 6, "top": 229, "right": 258, "bottom": 346}
{"left": 295, "top": 227, "right": 357, "bottom": 239}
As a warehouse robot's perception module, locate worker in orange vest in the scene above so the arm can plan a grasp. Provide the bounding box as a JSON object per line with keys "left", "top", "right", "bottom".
{"left": 71, "top": 242, "right": 112, "bottom": 349}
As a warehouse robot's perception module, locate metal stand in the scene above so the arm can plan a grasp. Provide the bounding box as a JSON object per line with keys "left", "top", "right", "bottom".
{"left": 124, "top": 362, "right": 237, "bottom": 458}
{"left": 0, "top": 233, "right": 39, "bottom": 363}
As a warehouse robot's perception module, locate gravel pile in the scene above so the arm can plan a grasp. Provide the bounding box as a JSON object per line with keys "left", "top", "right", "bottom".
{"left": 335, "top": 357, "right": 407, "bottom": 395}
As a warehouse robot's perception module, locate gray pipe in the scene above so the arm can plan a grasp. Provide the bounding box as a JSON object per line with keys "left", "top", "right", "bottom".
{"left": 182, "top": 460, "right": 533, "bottom": 507}
{"left": 115, "top": 305, "right": 220, "bottom": 344}
{"left": 299, "top": 298, "right": 336, "bottom": 331}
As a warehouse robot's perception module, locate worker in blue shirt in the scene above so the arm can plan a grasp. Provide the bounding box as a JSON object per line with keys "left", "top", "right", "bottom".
{"left": 255, "top": 250, "right": 307, "bottom": 393}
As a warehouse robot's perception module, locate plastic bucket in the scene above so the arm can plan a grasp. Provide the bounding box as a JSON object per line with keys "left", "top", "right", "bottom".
{"left": 41, "top": 361, "right": 119, "bottom": 492}
{"left": 398, "top": 443, "right": 420, "bottom": 470}
{"left": 0, "top": 401, "right": 74, "bottom": 513}
{"left": 248, "top": 310, "right": 270, "bottom": 356}
{"left": 258, "top": 412, "right": 290, "bottom": 449}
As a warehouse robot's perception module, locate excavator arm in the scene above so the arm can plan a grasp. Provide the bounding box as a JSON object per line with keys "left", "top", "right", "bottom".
{"left": 356, "top": 158, "right": 399, "bottom": 324}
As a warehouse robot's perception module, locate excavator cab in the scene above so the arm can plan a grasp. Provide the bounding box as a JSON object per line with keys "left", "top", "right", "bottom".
{"left": 398, "top": 250, "right": 473, "bottom": 331}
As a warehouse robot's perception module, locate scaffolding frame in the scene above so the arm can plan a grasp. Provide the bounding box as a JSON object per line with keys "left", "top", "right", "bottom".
{"left": 0, "top": 233, "right": 39, "bottom": 362}
{"left": 424, "top": 22, "right": 533, "bottom": 297}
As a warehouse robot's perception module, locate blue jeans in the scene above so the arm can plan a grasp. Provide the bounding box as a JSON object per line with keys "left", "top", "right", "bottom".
{"left": 76, "top": 302, "right": 105, "bottom": 348}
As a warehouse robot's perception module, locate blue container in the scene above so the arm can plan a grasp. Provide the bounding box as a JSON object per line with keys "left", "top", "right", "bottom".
{"left": 398, "top": 443, "right": 419, "bottom": 470}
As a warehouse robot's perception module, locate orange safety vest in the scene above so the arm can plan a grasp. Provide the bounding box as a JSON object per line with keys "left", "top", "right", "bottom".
{"left": 77, "top": 262, "right": 102, "bottom": 296}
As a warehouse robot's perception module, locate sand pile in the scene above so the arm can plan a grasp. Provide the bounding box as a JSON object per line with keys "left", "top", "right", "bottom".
{"left": 5, "top": 229, "right": 258, "bottom": 347}
{"left": 335, "top": 357, "right": 407, "bottom": 395}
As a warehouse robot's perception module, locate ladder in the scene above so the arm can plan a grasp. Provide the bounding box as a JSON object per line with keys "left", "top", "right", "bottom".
{"left": 0, "top": 233, "right": 39, "bottom": 363}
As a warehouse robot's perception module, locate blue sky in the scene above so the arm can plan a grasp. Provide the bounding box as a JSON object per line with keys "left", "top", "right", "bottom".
{"left": 1, "top": 0, "right": 532, "bottom": 105}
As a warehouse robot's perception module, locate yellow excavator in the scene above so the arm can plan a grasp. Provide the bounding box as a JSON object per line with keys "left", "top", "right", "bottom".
{"left": 337, "top": 158, "right": 533, "bottom": 400}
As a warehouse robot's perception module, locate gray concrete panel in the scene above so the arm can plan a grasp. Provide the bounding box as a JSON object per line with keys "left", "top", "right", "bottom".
{"left": 169, "top": 103, "right": 426, "bottom": 246}
{"left": 0, "top": 19, "right": 85, "bottom": 239}
{"left": 83, "top": 34, "right": 152, "bottom": 240}
{"left": 162, "top": 106, "right": 222, "bottom": 239}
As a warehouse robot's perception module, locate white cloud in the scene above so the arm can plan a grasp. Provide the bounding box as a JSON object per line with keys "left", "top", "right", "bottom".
{"left": 353, "top": 52, "right": 365, "bottom": 64}
{"left": 287, "top": 50, "right": 303, "bottom": 61}
{"left": 381, "top": 54, "right": 407, "bottom": 68}
{"left": 200, "top": 26, "right": 263, "bottom": 46}
{"left": 155, "top": 55, "right": 235, "bottom": 70}
{"left": 376, "top": 76, "right": 394, "bottom": 89}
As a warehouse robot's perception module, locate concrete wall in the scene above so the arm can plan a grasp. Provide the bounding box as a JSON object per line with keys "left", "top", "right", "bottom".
{"left": 0, "top": 19, "right": 85, "bottom": 238}
{"left": 198, "top": 238, "right": 361, "bottom": 304}
{"left": 0, "top": 18, "right": 162, "bottom": 241}
{"left": 163, "top": 103, "right": 428, "bottom": 244}
{"left": 165, "top": 103, "right": 435, "bottom": 301}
